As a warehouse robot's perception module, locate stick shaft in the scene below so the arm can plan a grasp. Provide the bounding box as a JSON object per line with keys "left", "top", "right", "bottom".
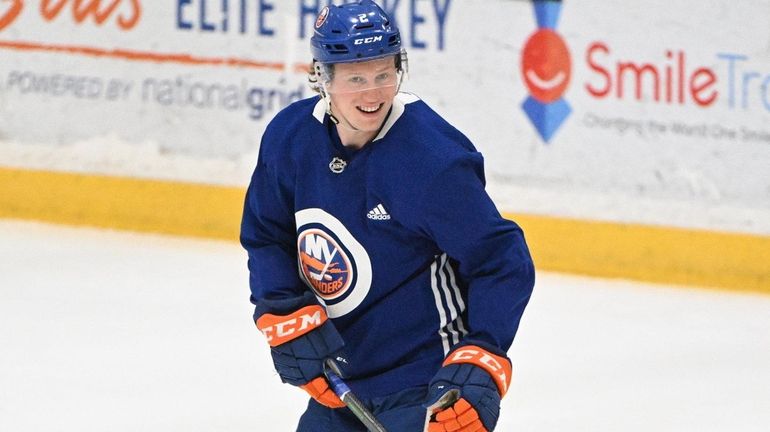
{"left": 323, "top": 359, "right": 388, "bottom": 432}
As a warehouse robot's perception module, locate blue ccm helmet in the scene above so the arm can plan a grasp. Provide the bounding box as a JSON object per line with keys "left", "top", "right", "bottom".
{"left": 310, "top": 0, "right": 403, "bottom": 64}
{"left": 309, "top": 1, "right": 407, "bottom": 124}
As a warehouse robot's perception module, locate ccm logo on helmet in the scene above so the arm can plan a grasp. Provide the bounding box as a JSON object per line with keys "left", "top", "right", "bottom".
{"left": 354, "top": 35, "right": 383, "bottom": 45}
{"left": 444, "top": 345, "right": 513, "bottom": 396}
{"left": 256, "top": 305, "right": 328, "bottom": 347}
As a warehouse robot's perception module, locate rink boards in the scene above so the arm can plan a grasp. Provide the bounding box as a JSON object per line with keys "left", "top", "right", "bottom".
{"left": 1, "top": 166, "right": 767, "bottom": 294}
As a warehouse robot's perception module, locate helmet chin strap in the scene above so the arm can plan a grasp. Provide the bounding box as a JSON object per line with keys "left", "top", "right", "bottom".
{"left": 321, "top": 84, "right": 366, "bottom": 135}
{"left": 327, "top": 101, "right": 361, "bottom": 133}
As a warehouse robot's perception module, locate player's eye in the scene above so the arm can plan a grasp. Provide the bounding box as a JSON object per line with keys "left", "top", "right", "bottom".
{"left": 348, "top": 76, "right": 366, "bottom": 85}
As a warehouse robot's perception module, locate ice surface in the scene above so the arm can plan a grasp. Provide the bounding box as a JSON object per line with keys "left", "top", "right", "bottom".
{"left": 1, "top": 220, "right": 769, "bottom": 431}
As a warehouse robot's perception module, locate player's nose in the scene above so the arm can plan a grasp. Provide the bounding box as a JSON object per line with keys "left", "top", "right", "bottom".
{"left": 360, "top": 87, "right": 384, "bottom": 102}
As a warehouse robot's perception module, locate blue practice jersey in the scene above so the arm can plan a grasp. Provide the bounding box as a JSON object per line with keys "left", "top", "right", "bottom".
{"left": 241, "top": 93, "right": 534, "bottom": 398}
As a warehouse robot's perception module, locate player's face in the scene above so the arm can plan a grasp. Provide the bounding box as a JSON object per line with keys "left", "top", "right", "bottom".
{"left": 327, "top": 57, "right": 399, "bottom": 137}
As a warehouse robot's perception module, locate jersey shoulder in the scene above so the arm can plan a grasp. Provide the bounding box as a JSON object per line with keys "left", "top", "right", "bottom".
{"left": 382, "top": 94, "right": 481, "bottom": 176}
{"left": 394, "top": 94, "right": 478, "bottom": 164}
{"left": 373, "top": 95, "right": 487, "bottom": 216}
{"left": 259, "top": 96, "right": 324, "bottom": 166}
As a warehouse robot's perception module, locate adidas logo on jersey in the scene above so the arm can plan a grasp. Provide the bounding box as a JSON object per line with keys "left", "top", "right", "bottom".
{"left": 367, "top": 204, "right": 391, "bottom": 220}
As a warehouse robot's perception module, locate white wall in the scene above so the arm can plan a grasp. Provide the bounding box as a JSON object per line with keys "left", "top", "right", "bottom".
{"left": 1, "top": 0, "right": 769, "bottom": 234}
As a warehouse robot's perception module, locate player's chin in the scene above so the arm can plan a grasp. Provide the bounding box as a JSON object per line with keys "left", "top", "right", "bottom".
{"left": 353, "top": 112, "right": 385, "bottom": 127}
{"left": 352, "top": 121, "right": 382, "bottom": 133}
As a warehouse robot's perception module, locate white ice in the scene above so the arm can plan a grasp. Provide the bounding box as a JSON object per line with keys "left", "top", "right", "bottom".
{"left": 1, "top": 220, "right": 769, "bottom": 432}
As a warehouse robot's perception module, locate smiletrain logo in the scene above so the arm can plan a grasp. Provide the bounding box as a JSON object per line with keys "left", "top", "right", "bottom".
{"left": 521, "top": 0, "right": 571, "bottom": 143}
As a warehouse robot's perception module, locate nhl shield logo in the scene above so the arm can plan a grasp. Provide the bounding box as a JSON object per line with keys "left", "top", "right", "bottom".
{"left": 329, "top": 157, "right": 347, "bottom": 174}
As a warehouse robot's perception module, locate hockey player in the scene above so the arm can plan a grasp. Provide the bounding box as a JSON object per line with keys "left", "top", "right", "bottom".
{"left": 240, "top": 1, "right": 535, "bottom": 430}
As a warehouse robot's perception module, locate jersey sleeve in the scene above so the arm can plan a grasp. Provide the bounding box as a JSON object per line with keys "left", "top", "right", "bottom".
{"left": 416, "top": 153, "right": 535, "bottom": 353}
{"left": 240, "top": 139, "right": 311, "bottom": 319}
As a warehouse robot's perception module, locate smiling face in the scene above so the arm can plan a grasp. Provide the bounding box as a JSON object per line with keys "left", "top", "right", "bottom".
{"left": 326, "top": 56, "right": 400, "bottom": 148}
{"left": 522, "top": 29, "right": 571, "bottom": 103}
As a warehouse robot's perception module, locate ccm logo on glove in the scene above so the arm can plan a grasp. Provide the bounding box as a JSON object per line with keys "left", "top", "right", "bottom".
{"left": 256, "top": 305, "right": 327, "bottom": 347}
{"left": 443, "top": 346, "right": 512, "bottom": 396}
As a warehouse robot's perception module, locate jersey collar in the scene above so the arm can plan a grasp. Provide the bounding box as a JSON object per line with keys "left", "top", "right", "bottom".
{"left": 312, "top": 93, "right": 419, "bottom": 142}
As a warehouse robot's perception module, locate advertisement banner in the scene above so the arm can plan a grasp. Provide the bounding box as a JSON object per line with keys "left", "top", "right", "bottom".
{"left": 1, "top": 0, "right": 769, "bottom": 234}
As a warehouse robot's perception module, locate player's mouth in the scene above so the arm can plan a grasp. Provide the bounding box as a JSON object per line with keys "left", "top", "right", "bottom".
{"left": 357, "top": 103, "right": 384, "bottom": 114}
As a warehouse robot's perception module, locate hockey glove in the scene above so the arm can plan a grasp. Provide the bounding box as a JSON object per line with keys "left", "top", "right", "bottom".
{"left": 256, "top": 303, "right": 346, "bottom": 408}
{"left": 424, "top": 344, "right": 512, "bottom": 432}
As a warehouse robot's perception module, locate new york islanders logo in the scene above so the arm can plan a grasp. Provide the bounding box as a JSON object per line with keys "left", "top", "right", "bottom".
{"left": 315, "top": 6, "right": 329, "bottom": 29}
{"left": 298, "top": 229, "right": 353, "bottom": 299}
{"left": 521, "top": 0, "right": 572, "bottom": 143}
{"left": 295, "top": 208, "right": 372, "bottom": 318}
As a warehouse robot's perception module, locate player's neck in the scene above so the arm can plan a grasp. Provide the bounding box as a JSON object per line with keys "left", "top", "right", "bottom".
{"left": 331, "top": 106, "right": 391, "bottom": 149}
{"left": 336, "top": 126, "right": 376, "bottom": 150}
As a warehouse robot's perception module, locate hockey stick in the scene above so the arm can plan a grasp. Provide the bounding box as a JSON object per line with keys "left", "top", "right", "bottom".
{"left": 323, "top": 358, "right": 388, "bottom": 432}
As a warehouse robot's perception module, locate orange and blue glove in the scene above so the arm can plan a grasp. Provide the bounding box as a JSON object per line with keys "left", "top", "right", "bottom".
{"left": 255, "top": 298, "right": 347, "bottom": 409}
{"left": 424, "top": 343, "right": 512, "bottom": 432}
